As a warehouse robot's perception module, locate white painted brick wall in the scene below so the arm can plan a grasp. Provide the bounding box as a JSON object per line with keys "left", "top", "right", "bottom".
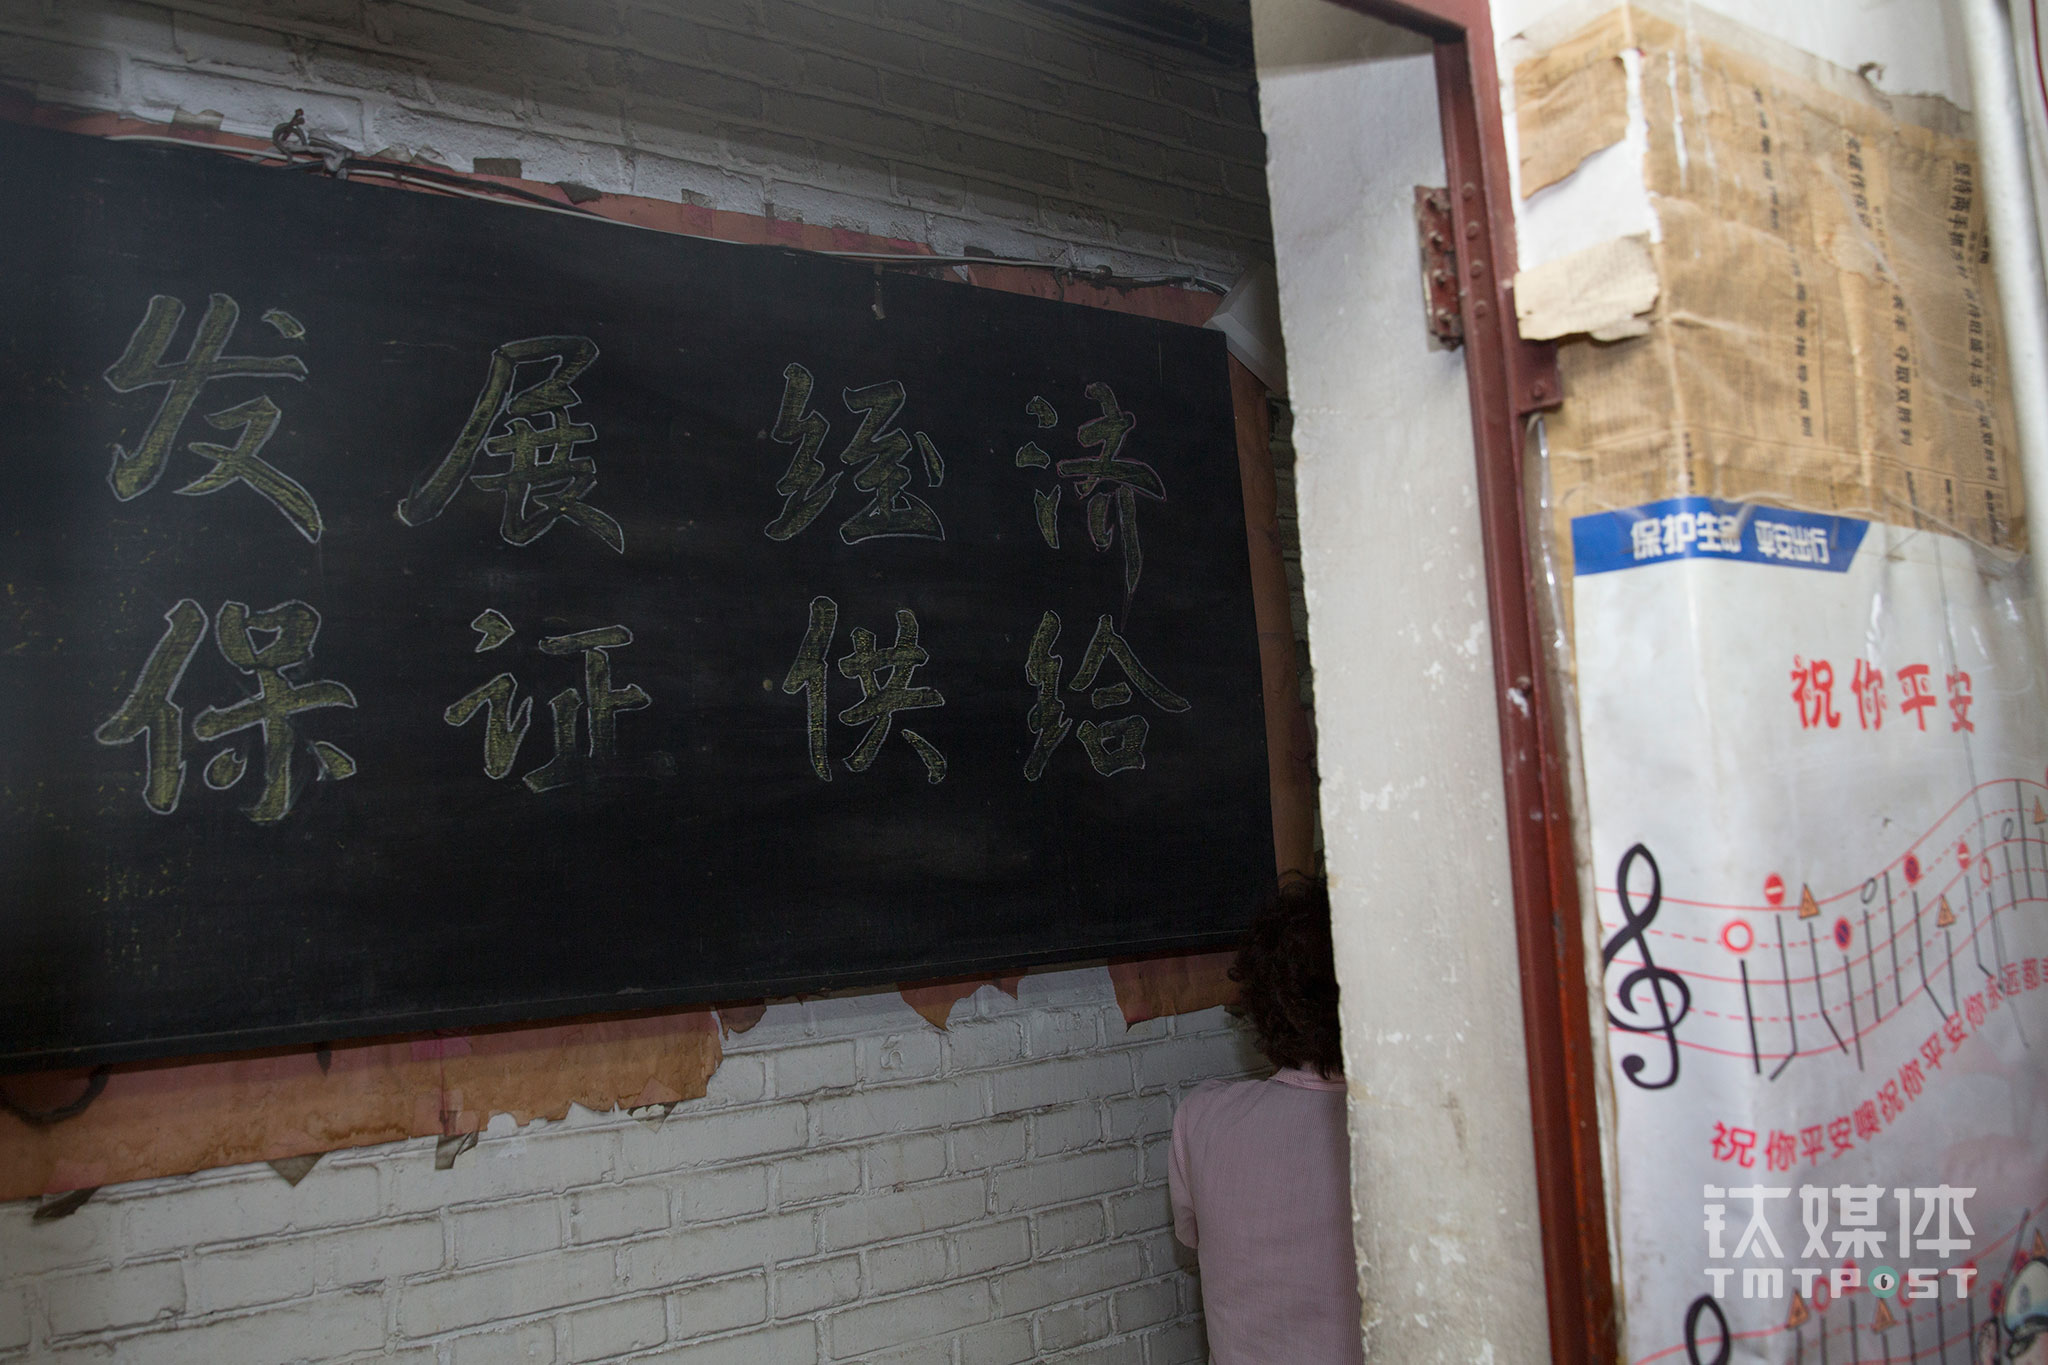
{"left": 2, "top": 973, "right": 1262, "bottom": 1362}
{"left": 0, "top": 0, "right": 1271, "bottom": 276}
{"left": 0, "top": 7, "right": 1274, "bottom": 1359}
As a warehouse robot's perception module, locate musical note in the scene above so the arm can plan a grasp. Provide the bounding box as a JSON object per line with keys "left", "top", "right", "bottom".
{"left": 1601, "top": 843, "right": 1692, "bottom": 1090}
{"left": 1684, "top": 1293, "right": 1731, "bottom": 1365}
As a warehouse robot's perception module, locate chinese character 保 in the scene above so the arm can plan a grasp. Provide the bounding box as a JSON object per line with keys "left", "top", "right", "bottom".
{"left": 1024, "top": 611, "right": 1189, "bottom": 779}
{"left": 443, "top": 610, "right": 650, "bottom": 793}
{"left": 764, "top": 364, "right": 944, "bottom": 544}
{"left": 96, "top": 598, "right": 357, "bottom": 822}
{"left": 1016, "top": 386, "right": 1166, "bottom": 601}
{"left": 398, "top": 336, "right": 624, "bottom": 553}
{"left": 782, "top": 596, "right": 946, "bottom": 783}
{"left": 102, "top": 293, "right": 323, "bottom": 542}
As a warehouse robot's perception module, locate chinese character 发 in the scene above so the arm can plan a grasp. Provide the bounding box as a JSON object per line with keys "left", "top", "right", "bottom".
{"left": 1791, "top": 656, "right": 1841, "bottom": 729}
{"left": 1016, "top": 385, "right": 1167, "bottom": 601}
{"left": 781, "top": 596, "right": 946, "bottom": 783}
{"left": 1022, "top": 611, "right": 1189, "bottom": 779}
{"left": 399, "top": 336, "right": 624, "bottom": 553}
{"left": 96, "top": 597, "right": 358, "bottom": 822}
{"left": 763, "top": 364, "right": 944, "bottom": 544}
{"left": 102, "top": 293, "right": 323, "bottom": 541}
{"left": 443, "top": 610, "right": 650, "bottom": 793}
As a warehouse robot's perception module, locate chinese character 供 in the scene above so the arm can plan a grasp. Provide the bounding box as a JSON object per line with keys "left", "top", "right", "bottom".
{"left": 443, "top": 610, "right": 650, "bottom": 793}
{"left": 1022, "top": 611, "right": 1189, "bottom": 779}
{"left": 96, "top": 597, "right": 358, "bottom": 822}
{"left": 1017, "top": 386, "right": 1167, "bottom": 601}
{"left": 102, "top": 293, "right": 323, "bottom": 541}
{"left": 398, "top": 336, "right": 624, "bottom": 553}
{"left": 1792, "top": 657, "right": 1841, "bottom": 729}
{"left": 781, "top": 596, "right": 945, "bottom": 783}
{"left": 763, "top": 364, "right": 944, "bottom": 544}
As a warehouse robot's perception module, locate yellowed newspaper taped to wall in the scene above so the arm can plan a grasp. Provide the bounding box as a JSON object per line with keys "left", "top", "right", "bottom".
{"left": 1519, "top": 6, "right": 2023, "bottom": 558}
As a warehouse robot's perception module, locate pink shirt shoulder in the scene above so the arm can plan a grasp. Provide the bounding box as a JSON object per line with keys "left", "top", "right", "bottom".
{"left": 1168, "top": 1068, "right": 1362, "bottom": 1365}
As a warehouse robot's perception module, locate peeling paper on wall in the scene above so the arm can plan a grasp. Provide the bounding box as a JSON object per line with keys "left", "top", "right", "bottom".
{"left": 0, "top": 1010, "right": 721, "bottom": 1200}
{"left": 1108, "top": 951, "right": 1238, "bottom": 1027}
{"left": 1518, "top": 6, "right": 2024, "bottom": 563}
{"left": 1516, "top": 18, "right": 1633, "bottom": 195}
{"left": 1515, "top": 233, "right": 1660, "bottom": 340}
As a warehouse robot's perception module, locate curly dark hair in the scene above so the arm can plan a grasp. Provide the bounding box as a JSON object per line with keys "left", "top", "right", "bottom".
{"left": 1229, "top": 875, "right": 1344, "bottom": 1076}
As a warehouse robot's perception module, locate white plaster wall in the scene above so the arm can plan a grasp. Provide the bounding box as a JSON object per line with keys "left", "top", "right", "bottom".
{"left": 1250, "top": 1, "right": 1551, "bottom": 1359}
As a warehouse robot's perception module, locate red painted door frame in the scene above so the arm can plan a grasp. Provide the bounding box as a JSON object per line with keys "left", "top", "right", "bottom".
{"left": 1313, "top": 1, "right": 1617, "bottom": 1359}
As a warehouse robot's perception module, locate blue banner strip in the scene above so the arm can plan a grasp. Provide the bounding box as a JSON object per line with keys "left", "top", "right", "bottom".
{"left": 1571, "top": 497, "right": 1869, "bottom": 576}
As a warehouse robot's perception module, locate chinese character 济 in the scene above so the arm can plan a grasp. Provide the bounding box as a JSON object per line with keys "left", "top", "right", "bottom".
{"left": 1019, "top": 386, "right": 1168, "bottom": 601}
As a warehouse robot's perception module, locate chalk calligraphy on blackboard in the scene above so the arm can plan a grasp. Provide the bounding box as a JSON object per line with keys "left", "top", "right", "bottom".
{"left": 96, "top": 597, "right": 358, "bottom": 821}
{"left": 781, "top": 596, "right": 946, "bottom": 783}
{"left": 443, "top": 612, "right": 650, "bottom": 792}
{"left": 397, "top": 336, "right": 624, "bottom": 553}
{"left": 1015, "top": 384, "right": 1166, "bottom": 600}
{"left": 1022, "top": 611, "right": 1189, "bottom": 779}
{"left": 101, "top": 293, "right": 322, "bottom": 541}
{"left": 763, "top": 364, "right": 945, "bottom": 545}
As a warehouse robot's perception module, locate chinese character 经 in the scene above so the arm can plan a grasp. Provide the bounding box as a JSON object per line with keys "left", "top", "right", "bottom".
{"left": 399, "top": 336, "right": 624, "bottom": 553}
{"left": 781, "top": 596, "right": 946, "bottom": 782}
{"left": 763, "top": 364, "right": 944, "bottom": 544}
{"left": 102, "top": 293, "right": 323, "bottom": 541}
{"left": 443, "top": 609, "right": 650, "bottom": 792}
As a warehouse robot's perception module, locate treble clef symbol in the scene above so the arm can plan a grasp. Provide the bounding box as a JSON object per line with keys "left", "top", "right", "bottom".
{"left": 1600, "top": 843, "right": 1691, "bottom": 1090}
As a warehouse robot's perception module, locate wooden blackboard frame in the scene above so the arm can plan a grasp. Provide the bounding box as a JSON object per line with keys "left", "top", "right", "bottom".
{"left": 0, "top": 119, "right": 1279, "bottom": 1070}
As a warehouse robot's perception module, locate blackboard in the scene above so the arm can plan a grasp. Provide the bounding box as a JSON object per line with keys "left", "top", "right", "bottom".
{"left": 0, "top": 122, "right": 1271, "bottom": 1068}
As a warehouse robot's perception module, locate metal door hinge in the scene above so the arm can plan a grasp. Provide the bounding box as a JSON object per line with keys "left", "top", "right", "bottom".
{"left": 1415, "top": 186, "right": 1463, "bottom": 348}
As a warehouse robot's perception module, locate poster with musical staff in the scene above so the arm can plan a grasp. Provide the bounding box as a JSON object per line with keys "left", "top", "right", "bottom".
{"left": 1572, "top": 499, "right": 2048, "bottom": 1365}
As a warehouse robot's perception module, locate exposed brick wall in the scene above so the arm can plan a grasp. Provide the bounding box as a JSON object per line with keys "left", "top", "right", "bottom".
{"left": 3, "top": 975, "right": 1262, "bottom": 1362}
{"left": 0, "top": 6, "right": 1279, "bottom": 1358}
{"left": 0, "top": 0, "right": 1272, "bottom": 275}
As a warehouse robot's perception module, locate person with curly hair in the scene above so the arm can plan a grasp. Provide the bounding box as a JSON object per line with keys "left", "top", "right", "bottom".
{"left": 1167, "top": 875, "right": 1362, "bottom": 1364}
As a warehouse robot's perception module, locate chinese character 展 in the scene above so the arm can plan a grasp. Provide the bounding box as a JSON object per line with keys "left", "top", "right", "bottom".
{"left": 1023, "top": 611, "right": 1188, "bottom": 778}
{"left": 782, "top": 596, "right": 946, "bottom": 782}
{"left": 102, "top": 293, "right": 323, "bottom": 541}
{"left": 97, "top": 598, "right": 357, "bottom": 822}
{"left": 443, "top": 610, "right": 650, "bottom": 793}
{"left": 399, "top": 337, "right": 624, "bottom": 553}
{"left": 764, "top": 363, "right": 944, "bottom": 544}
{"left": 1016, "top": 386, "right": 1166, "bottom": 600}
